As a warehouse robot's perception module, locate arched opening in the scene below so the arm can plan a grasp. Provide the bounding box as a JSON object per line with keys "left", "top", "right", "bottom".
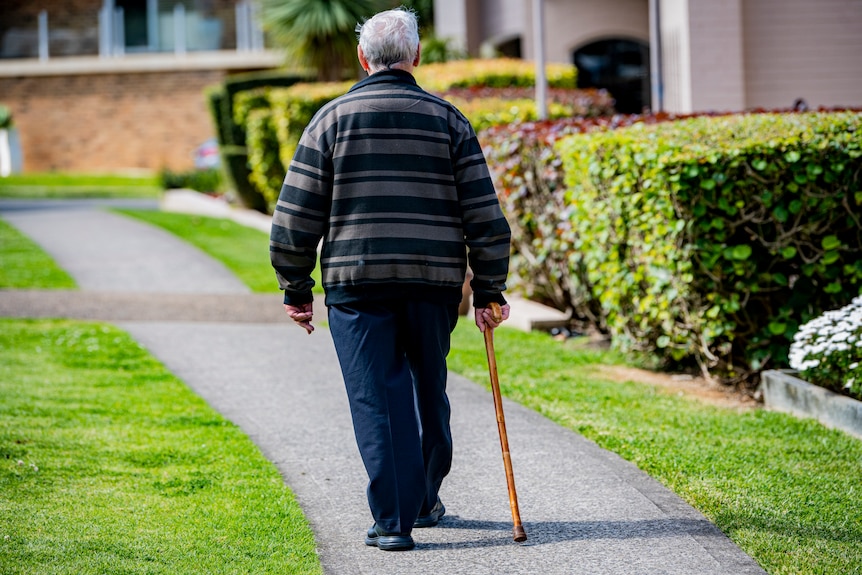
{"left": 573, "top": 39, "right": 650, "bottom": 114}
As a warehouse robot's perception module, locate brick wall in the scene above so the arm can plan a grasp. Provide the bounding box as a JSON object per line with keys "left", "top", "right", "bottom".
{"left": 1, "top": 0, "right": 101, "bottom": 33}
{"left": 0, "top": 69, "right": 226, "bottom": 172}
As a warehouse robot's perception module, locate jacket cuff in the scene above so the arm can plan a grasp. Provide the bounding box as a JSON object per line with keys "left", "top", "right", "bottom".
{"left": 472, "top": 291, "right": 507, "bottom": 309}
{"left": 283, "top": 291, "right": 314, "bottom": 306}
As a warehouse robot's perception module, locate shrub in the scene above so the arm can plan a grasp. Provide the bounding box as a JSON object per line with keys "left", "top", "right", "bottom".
{"left": 449, "top": 89, "right": 614, "bottom": 132}
{"left": 160, "top": 168, "right": 222, "bottom": 193}
{"left": 415, "top": 58, "right": 577, "bottom": 91}
{"left": 244, "top": 82, "right": 351, "bottom": 208}
{"left": 554, "top": 112, "right": 862, "bottom": 381}
{"left": 269, "top": 82, "right": 353, "bottom": 169}
{"left": 419, "top": 35, "right": 466, "bottom": 64}
{"left": 219, "top": 70, "right": 311, "bottom": 147}
{"left": 789, "top": 295, "right": 862, "bottom": 400}
{"left": 205, "top": 70, "right": 311, "bottom": 211}
{"left": 219, "top": 145, "right": 268, "bottom": 212}
{"left": 481, "top": 113, "right": 681, "bottom": 315}
{"left": 245, "top": 108, "right": 285, "bottom": 208}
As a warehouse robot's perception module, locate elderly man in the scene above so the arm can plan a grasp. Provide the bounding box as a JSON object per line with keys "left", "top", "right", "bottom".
{"left": 270, "top": 7, "right": 511, "bottom": 551}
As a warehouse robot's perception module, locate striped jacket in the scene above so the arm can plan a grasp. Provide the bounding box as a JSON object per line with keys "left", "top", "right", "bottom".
{"left": 270, "top": 70, "right": 511, "bottom": 308}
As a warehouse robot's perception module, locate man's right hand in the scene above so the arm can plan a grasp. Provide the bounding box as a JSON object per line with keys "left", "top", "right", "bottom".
{"left": 284, "top": 303, "right": 315, "bottom": 334}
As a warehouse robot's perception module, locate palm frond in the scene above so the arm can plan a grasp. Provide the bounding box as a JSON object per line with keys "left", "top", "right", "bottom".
{"left": 259, "top": 0, "right": 386, "bottom": 78}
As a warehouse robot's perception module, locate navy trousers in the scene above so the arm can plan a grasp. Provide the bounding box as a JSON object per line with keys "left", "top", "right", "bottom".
{"left": 328, "top": 299, "right": 459, "bottom": 535}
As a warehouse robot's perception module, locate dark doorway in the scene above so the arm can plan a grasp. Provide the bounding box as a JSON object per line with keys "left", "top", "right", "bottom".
{"left": 496, "top": 36, "right": 522, "bottom": 59}
{"left": 573, "top": 39, "right": 650, "bottom": 114}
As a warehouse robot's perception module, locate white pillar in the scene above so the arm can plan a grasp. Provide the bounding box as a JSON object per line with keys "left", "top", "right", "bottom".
{"left": 250, "top": 1, "right": 264, "bottom": 51}
{"left": 174, "top": 4, "right": 187, "bottom": 55}
{"left": 99, "top": 0, "right": 114, "bottom": 58}
{"left": 236, "top": 1, "right": 249, "bottom": 52}
{"left": 38, "top": 10, "right": 49, "bottom": 61}
{"left": 532, "top": 0, "right": 547, "bottom": 120}
{"left": 113, "top": 7, "right": 125, "bottom": 56}
{"left": 649, "top": 0, "right": 663, "bottom": 112}
{"left": 0, "top": 129, "right": 11, "bottom": 177}
{"left": 147, "top": 0, "right": 159, "bottom": 51}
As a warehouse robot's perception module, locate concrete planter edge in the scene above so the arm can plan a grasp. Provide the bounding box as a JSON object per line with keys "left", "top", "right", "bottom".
{"left": 759, "top": 369, "right": 862, "bottom": 439}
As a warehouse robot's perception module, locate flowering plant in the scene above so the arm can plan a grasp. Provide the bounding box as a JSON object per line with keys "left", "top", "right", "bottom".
{"left": 788, "top": 295, "right": 862, "bottom": 400}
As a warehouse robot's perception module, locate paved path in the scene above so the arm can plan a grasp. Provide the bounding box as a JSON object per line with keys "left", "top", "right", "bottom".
{"left": 0, "top": 200, "right": 767, "bottom": 575}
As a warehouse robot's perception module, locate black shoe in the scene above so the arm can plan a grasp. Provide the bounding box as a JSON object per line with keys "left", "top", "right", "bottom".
{"left": 414, "top": 499, "right": 446, "bottom": 528}
{"left": 365, "top": 524, "right": 415, "bottom": 551}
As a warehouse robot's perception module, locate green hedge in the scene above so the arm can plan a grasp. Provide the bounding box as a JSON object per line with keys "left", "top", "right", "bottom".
{"left": 205, "top": 70, "right": 311, "bottom": 211}
{"left": 414, "top": 58, "right": 577, "bottom": 91}
{"left": 481, "top": 114, "right": 678, "bottom": 316}
{"left": 553, "top": 112, "right": 862, "bottom": 380}
{"left": 244, "top": 82, "right": 352, "bottom": 208}
{"left": 159, "top": 167, "right": 222, "bottom": 193}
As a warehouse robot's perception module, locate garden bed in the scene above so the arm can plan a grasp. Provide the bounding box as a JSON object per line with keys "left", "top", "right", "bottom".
{"left": 760, "top": 369, "right": 862, "bottom": 439}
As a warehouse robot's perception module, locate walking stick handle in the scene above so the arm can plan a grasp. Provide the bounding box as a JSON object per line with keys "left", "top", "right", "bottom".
{"left": 489, "top": 301, "right": 503, "bottom": 323}
{"left": 484, "top": 301, "right": 527, "bottom": 542}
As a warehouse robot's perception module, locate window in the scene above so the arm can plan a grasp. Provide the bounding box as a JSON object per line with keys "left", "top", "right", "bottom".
{"left": 116, "top": 0, "right": 149, "bottom": 50}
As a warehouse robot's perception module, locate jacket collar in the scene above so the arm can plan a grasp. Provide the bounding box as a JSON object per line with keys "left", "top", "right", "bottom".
{"left": 349, "top": 69, "right": 418, "bottom": 92}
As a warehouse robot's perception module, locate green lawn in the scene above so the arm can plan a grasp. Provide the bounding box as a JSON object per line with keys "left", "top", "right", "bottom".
{"left": 0, "top": 217, "right": 76, "bottom": 289}
{"left": 0, "top": 319, "right": 322, "bottom": 575}
{"left": 116, "top": 209, "right": 323, "bottom": 295}
{"left": 2, "top": 202, "right": 859, "bottom": 574}
{"left": 0, "top": 173, "right": 162, "bottom": 199}
{"left": 448, "top": 325, "right": 862, "bottom": 575}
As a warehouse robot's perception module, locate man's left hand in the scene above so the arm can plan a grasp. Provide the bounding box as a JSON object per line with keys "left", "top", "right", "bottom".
{"left": 475, "top": 303, "right": 510, "bottom": 332}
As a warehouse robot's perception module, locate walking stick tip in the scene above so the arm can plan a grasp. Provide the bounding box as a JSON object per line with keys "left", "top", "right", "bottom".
{"left": 513, "top": 525, "right": 527, "bottom": 542}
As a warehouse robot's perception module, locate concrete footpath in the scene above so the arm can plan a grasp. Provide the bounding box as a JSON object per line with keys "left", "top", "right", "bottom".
{"left": 0, "top": 199, "right": 768, "bottom": 575}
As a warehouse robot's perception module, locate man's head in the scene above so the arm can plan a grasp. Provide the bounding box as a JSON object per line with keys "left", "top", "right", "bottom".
{"left": 356, "top": 8, "right": 420, "bottom": 74}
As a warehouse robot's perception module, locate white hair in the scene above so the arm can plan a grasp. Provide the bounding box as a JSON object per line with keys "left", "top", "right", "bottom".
{"left": 356, "top": 8, "right": 419, "bottom": 72}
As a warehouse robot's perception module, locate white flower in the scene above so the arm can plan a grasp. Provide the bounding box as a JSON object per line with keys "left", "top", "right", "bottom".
{"left": 788, "top": 296, "right": 862, "bottom": 399}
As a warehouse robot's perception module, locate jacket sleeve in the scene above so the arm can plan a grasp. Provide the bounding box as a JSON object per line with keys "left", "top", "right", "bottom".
{"left": 452, "top": 118, "right": 512, "bottom": 308}
{"left": 269, "top": 128, "right": 333, "bottom": 305}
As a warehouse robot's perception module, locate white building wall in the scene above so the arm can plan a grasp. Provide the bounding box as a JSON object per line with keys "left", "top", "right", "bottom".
{"left": 434, "top": 0, "right": 862, "bottom": 113}
{"left": 687, "top": 0, "right": 745, "bottom": 112}
{"left": 743, "top": 0, "right": 862, "bottom": 109}
{"left": 480, "top": 0, "right": 525, "bottom": 49}
{"left": 433, "top": 0, "right": 470, "bottom": 53}
{"left": 523, "top": 0, "right": 649, "bottom": 63}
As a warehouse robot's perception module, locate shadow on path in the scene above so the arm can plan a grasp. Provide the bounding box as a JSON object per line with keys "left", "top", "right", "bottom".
{"left": 420, "top": 516, "right": 723, "bottom": 550}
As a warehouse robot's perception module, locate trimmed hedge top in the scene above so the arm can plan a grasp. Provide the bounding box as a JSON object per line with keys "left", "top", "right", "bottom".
{"left": 415, "top": 58, "right": 577, "bottom": 91}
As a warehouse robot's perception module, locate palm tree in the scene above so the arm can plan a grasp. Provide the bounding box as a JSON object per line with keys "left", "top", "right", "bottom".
{"left": 259, "top": 0, "right": 388, "bottom": 81}
{"left": 400, "top": 0, "right": 433, "bottom": 29}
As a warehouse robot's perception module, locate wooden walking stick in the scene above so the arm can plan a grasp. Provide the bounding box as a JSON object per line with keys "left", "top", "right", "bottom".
{"left": 484, "top": 302, "right": 528, "bottom": 542}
